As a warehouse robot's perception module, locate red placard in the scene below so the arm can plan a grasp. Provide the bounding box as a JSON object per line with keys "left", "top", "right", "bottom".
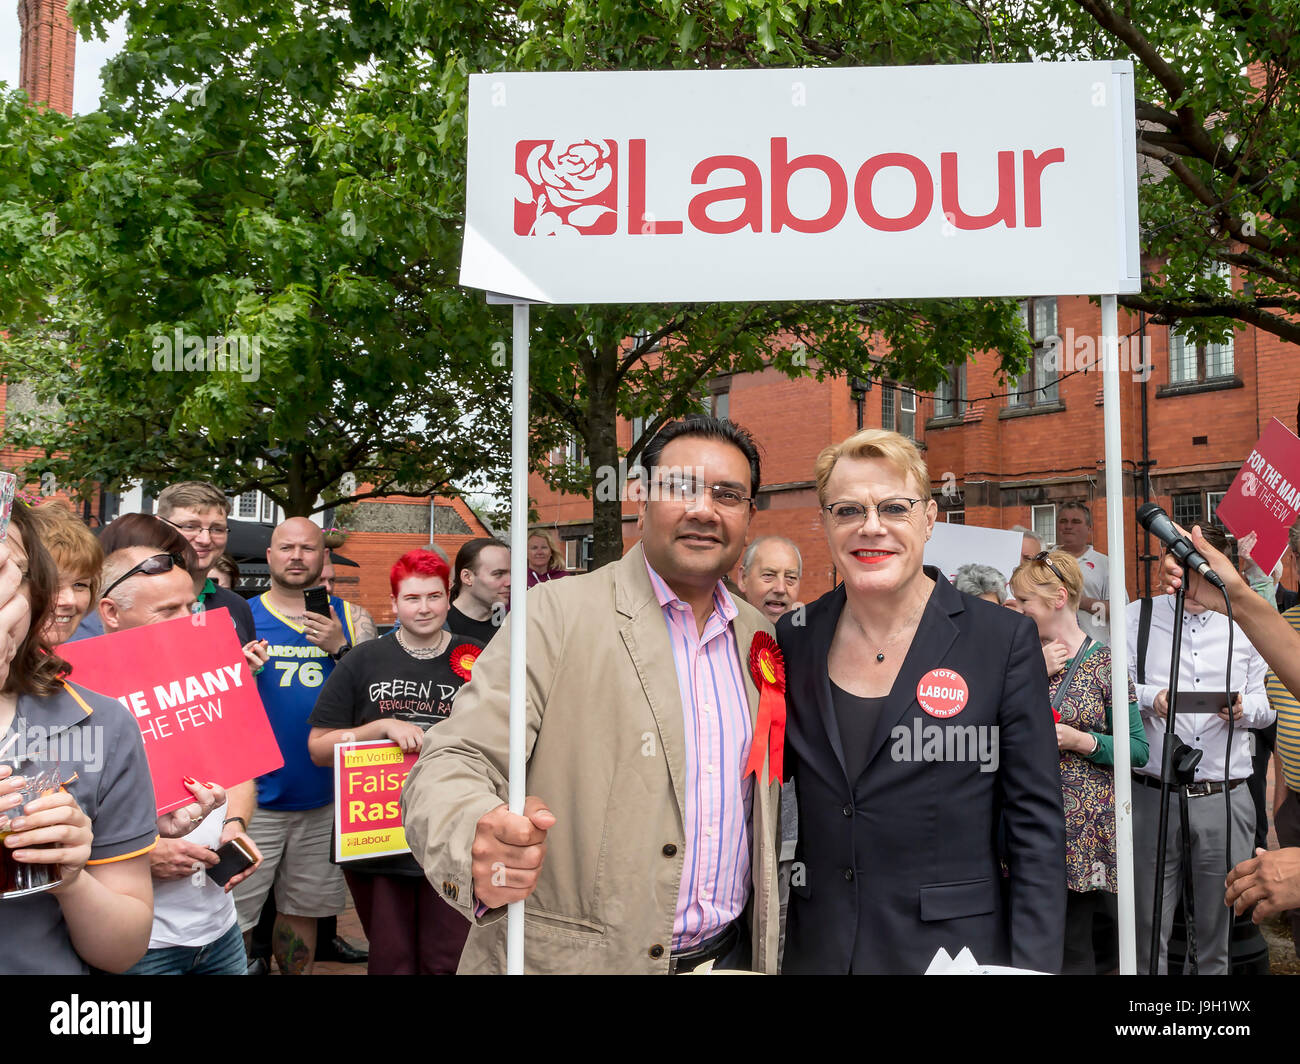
{"left": 1214, "top": 418, "right": 1300, "bottom": 576}
{"left": 61, "top": 609, "right": 283, "bottom": 815}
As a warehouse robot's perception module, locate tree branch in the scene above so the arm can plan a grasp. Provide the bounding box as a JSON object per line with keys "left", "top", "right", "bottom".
{"left": 1119, "top": 293, "right": 1300, "bottom": 345}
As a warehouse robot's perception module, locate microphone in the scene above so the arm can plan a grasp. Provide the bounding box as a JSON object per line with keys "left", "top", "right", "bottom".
{"left": 1136, "top": 503, "right": 1226, "bottom": 590}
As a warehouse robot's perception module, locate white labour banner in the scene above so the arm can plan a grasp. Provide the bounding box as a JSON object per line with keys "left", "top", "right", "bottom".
{"left": 461, "top": 62, "right": 1140, "bottom": 304}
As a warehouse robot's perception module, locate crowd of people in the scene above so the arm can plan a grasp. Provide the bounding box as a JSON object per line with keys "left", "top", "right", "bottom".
{"left": 4, "top": 417, "right": 1300, "bottom": 975}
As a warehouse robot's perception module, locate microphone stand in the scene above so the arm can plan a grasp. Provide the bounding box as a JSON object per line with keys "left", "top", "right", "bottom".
{"left": 1149, "top": 561, "right": 1203, "bottom": 975}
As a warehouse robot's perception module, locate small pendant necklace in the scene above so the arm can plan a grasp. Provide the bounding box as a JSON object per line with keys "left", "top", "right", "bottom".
{"left": 850, "top": 593, "right": 929, "bottom": 663}
{"left": 396, "top": 627, "right": 448, "bottom": 660}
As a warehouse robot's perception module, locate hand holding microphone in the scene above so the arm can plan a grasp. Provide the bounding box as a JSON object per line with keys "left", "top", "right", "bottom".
{"left": 1138, "top": 503, "right": 1226, "bottom": 591}
{"left": 1150, "top": 512, "right": 1248, "bottom": 615}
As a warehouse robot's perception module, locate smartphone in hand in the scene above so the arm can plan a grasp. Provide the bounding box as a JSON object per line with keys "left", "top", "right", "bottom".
{"left": 304, "top": 585, "right": 331, "bottom": 618}
{"left": 206, "top": 837, "right": 256, "bottom": 887}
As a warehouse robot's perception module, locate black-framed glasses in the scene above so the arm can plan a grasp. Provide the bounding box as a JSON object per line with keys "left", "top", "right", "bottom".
{"left": 102, "top": 552, "right": 188, "bottom": 598}
{"left": 823, "top": 498, "right": 923, "bottom": 526}
{"left": 1032, "top": 550, "right": 1069, "bottom": 585}
{"left": 160, "top": 516, "right": 229, "bottom": 538}
{"left": 655, "top": 476, "right": 753, "bottom": 510}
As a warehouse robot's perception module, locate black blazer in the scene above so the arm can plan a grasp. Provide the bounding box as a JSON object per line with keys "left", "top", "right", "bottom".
{"left": 777, "top": 568, "right": 1066, "bottom": 974}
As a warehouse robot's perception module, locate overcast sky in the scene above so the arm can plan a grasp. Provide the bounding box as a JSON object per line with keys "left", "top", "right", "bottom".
{"left": 0, "top": 10, "right": 126, "bottom": 113}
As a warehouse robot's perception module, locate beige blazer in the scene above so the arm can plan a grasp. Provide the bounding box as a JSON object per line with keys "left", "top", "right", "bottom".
{"left": 402, "top": 541, "right": 782, "bottom": 974}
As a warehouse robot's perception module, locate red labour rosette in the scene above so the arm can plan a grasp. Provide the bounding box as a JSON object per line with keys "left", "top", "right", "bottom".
{"left": 744, "top": 632, "right": 787, "bottom": 786}
{"left": 449, "top": 643, "right": 482, "bottom": 682}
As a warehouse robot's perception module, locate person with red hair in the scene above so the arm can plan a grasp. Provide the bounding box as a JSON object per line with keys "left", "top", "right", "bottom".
{"left": 306, "top": 549, "right": 482, "bottom": 974}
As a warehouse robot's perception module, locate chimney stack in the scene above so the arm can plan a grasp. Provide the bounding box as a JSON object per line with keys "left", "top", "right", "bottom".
{"left": 17, "top": 0, "right": 77, "bottom": 115}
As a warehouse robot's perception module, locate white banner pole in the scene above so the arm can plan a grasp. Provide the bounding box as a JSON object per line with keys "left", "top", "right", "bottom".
{"left": 507, "top": 301, "right": 529, "bottom": 975}
{"left": 1101, "top": 292, "right": 1136, "bottom": 974}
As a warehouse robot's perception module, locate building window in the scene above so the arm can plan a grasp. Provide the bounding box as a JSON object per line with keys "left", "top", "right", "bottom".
{"left": 933, "top": 364, "right": 966, "bottom": 420}
{"left": 1168, "top": 330, "right": 1234, "bottom": 385}
{"left": 564, "top": 434, "right": 587, "bottom": 467}
{"left": 564, "top": 536, "right": 594, "bottom": 572}
{"left": 1206, "top": 490, "right": 1228, "bottom": 529}
{"left": 1031, "top": 504, "right": 1056, "bottom": 548}
{"left": 946, "top": 510, "right": 965, "bottom": 525}
{"left": 235, "top": 491, "right": 258, "bottom": 519}
{"left": 260, "top": 494, "right": 277, "bottom": 523}
{"left": 1171, "top": 492, "right": 1202, "bottom": 529}
{"left": 882, "top": 383, "right": 915, "bottom": 439}
{"left": 710, "top": 382, "right": 730, "bottom": 422}
{"left": 1008, "top": 298, "right": 1060, "bottom": 408}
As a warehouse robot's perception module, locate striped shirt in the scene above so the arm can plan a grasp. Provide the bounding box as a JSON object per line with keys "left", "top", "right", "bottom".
{"left": 1266, "top": 606, "right": 1300, "bottom": 791}
{"left": 644, "top": 558, "right": 754, "bottom": 952}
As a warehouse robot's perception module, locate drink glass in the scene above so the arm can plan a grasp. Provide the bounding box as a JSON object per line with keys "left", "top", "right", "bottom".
{"left": 0, "top": 762, "right": 63, "bottom": 900}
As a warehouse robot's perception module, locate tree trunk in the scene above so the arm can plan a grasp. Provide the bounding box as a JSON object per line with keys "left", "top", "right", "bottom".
{"left": 285, "top": 450, "right": 314, "bottom": 517}
{"left": 587, "top": 341, "right": 625, "bottom": 569}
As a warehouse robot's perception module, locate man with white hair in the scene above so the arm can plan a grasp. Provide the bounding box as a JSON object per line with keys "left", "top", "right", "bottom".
{"left": 737, "top": 535, "right": 803, "bottom": 623}
{"left": 1010, "top": 525, "right": 1042, "bottom": 563}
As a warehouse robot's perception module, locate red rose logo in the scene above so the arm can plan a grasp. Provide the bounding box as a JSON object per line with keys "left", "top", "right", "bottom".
{"left": 1241, "top": 471, "right": 1258, "bottom": 498}
{"left": 514, "top": 139, "right": 618, "bottom": 236}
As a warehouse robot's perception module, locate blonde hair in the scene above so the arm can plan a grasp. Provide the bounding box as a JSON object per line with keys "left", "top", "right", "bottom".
{"left": 31, "top": 500, "right": 105, "bottom": 600}
{"left": 814, "top": 428, "right": 930, "bottom": 505}
{"left": 528, "top": 528, "right": 564, "bottom": 571}
{"left": 1011, "top": 549, "right": 1083, "bottom": 610}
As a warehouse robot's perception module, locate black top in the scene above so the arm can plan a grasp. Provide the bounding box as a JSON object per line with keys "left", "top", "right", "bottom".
{"left": 197, "top": 582, "right": 257, "bottom": 645}
{"left": 829, "top": 682, "right": 886, "bottom": 785}
{"left": 776, "top": 566, "right": 1066, "bottom": 975}
{"left": 309, "top": 631, "right": 484, "bottom": 875}
{"left": 446, "top": 603, "right": 501, "bottom": 645}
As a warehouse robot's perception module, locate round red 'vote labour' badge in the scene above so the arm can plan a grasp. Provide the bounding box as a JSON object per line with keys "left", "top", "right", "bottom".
{"left": 916, "top": 668, "right": 969, "bottom": 719}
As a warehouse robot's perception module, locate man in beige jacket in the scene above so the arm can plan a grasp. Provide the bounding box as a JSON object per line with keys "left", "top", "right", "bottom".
{"left": 403, "top": 418, "right": 782, "bottom": 973}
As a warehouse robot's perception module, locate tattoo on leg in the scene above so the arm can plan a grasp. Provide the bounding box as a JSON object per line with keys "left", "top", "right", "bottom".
{"left": 273, "top": 921, "right": 311, "bottom": 975}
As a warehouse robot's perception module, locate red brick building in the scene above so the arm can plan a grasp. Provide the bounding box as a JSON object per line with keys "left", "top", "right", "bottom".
{"left": 531, "top": 291, "right": 1300, "bottom": 603}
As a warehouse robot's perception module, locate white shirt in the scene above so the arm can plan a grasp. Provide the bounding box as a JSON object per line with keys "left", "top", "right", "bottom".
{"left": 149, "top": 800, "right": 238, "bottom": 949}
{"left": 1074, "top": 546, "right": 1123, "bottom": 646}
{"left": 1125, "top": 597, "right": 1274, "bottom": 781}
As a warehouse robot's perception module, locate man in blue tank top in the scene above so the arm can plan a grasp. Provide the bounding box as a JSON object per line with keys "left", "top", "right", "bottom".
{"left": 234, "top": 518, "right": 360, "bottom": 975}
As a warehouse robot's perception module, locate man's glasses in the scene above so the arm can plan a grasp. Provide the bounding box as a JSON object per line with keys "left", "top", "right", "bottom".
{"left": 1032, "top": 550, "right": 1069, "bottom": 584}
{"left": 161, "top": 517, "right": 229, "bottom": 538}
{"left": 655, "top": 477, "right": 752, "bottom": 509}
{"left": 823, "top": 498, "right": 923, "bottom": 526}
{"left": 102, "top": 552, "right": 188, "bottom": 598}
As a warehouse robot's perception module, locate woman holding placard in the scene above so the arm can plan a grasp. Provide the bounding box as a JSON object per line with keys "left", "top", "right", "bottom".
{"left": 307, "top": 549, "right": 483, "bottom": 975}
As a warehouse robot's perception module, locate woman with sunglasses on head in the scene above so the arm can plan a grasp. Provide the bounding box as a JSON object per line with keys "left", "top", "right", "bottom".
{"left": 0, "top": 501, "right": 158, "bottom": 974}
{"left": 1009, "top": 549, "right": 1148, "bottom": 974}
{"left": 778, "top": 429, "right": 1066, "bottom": 975}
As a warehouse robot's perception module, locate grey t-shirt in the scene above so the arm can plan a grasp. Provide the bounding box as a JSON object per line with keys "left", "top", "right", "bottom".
{"left": 1, "top": 681, "right": 158, "bottom": 974}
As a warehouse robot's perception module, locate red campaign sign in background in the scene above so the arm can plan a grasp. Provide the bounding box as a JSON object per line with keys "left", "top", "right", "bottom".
{"left": 61, "top": 609, "right": 282, "bottom": 815}
{"left": 1214, "top": 418, "right": 1300, "bottom": 577}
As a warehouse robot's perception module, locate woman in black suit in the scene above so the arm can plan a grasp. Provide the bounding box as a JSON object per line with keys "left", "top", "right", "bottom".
{"left": 777, "top": 429, "right": 1066, "bottom": 974}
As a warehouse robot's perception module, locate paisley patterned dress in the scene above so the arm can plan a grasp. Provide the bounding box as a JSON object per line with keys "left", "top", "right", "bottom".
{"left": 1049, "top": 643, "right": 1136, "bottom": 893}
